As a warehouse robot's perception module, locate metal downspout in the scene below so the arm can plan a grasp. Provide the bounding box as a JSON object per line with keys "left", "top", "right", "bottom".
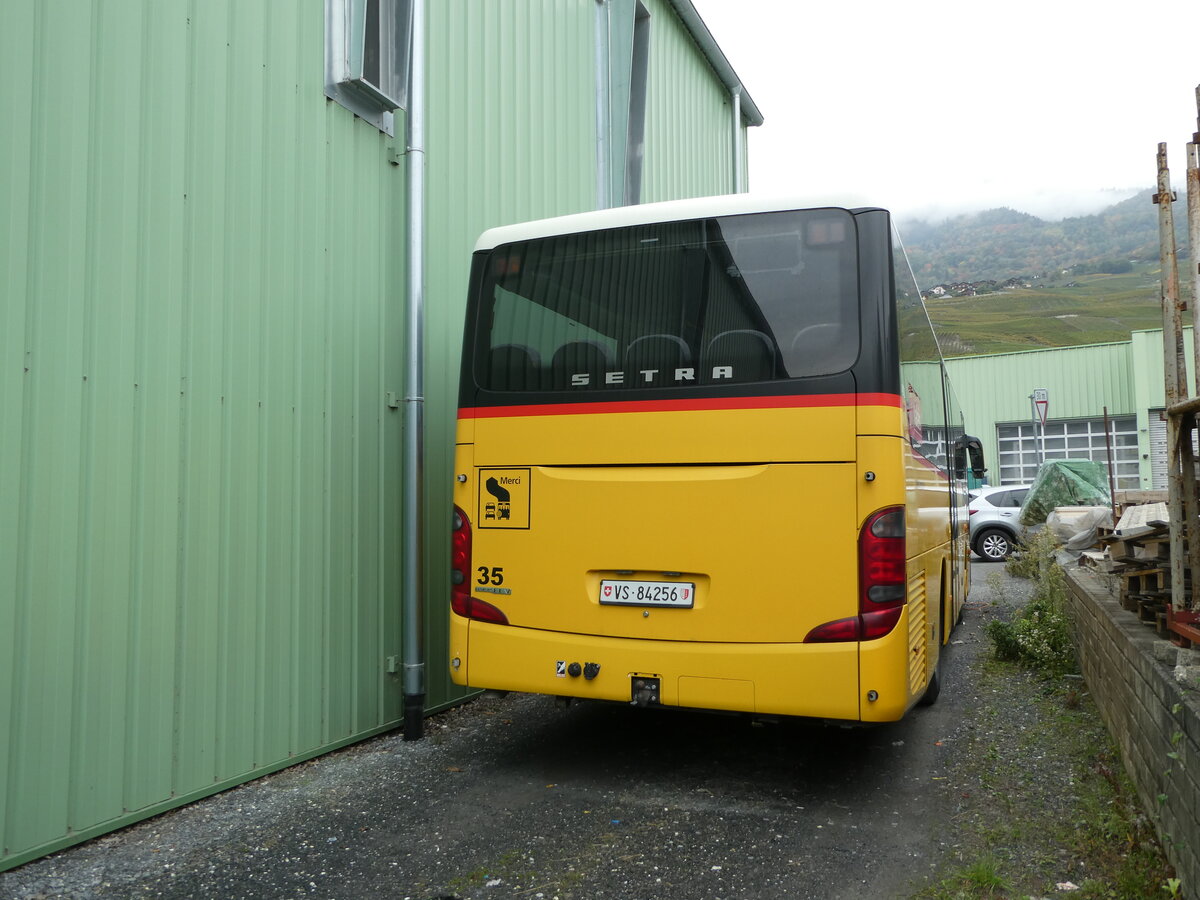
{"left": 1191, "top": 87, "right": 1200, "bottom": 398}
{"left": 731, "top": 87, "right": 744, "bottom": 193}
{"left": 594, "top": 0, "right": 610, "bottom": 209}
{"left": 663, "top": 0, "right": 763, "bottom": 129}
{"left": 402, "top": 0, "right": 426, "bottom": 741}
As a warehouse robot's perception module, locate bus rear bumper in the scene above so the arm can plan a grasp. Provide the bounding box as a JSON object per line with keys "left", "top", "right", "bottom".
{"left": 449, "top": 618, "right": 915, "bottom": 722}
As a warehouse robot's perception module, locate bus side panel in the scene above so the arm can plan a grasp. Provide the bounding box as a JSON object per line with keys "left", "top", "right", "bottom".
{"left": 903, "top": 431, "right": 953, "bottom": 698}
{"left": 953, "top": 489, "right": 971, "bottom": 627}
{"left": 856, "top": 430, "right": 936, "bottom": 719}
{"left": 904, "top": 453, "right": 951, "bottom": 562}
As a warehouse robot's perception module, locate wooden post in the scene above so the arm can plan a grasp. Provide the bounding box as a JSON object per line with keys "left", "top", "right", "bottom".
{"left": 1156, "top": 143, "right": 1187, "bottom": 613}
{"left": 1103, "top": 406, "right": 1118, "bottom": 521}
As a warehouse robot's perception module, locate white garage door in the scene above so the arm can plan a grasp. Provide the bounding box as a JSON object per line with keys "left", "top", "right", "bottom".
{"left": 1148, "top": 409, "right": 1200, "bottom": 489}
{"left": 996, "top": 416, "right": 1139, "bottom": 487}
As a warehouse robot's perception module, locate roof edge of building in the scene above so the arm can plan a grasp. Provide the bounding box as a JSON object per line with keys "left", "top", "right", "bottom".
{"left": 946, "top": 338, "right": 1136, "bottom": 362}
{"left": 947, "top": 324, "right": 1195, "bottom": 363}
{"left": 666, "top": 0, "right": 764, "bottom": 127}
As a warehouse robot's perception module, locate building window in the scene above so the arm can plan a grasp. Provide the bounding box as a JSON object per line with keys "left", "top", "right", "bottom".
{"left": 325, "top": 0, "right": 412, "bottom": 136}
{"left": 996, "top": 416, "right": 1139, "bottom": 488}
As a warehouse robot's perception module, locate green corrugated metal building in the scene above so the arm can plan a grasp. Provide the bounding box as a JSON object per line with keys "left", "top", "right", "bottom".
{"left": 0, "top": 0, "right": 760, "bottom": 870}
{"left": 946, "top": 328, "right": 1188, "bottom": 490}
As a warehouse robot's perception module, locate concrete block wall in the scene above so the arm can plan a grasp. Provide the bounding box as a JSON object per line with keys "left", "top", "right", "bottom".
{"left": 1064, "top": 568, "right": 1200, "bottom": 895}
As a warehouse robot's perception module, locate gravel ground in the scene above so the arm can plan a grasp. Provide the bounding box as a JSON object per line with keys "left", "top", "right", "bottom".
{"left": 0, "top": 562, "right": 1168, "bottom": 900}
{"left": 914, "top": 565, "right": 1174, "bottom": 898}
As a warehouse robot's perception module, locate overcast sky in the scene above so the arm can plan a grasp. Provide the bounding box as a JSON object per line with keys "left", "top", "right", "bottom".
{"left": 691, "top": 0, "right": 1200, "bottom": 222}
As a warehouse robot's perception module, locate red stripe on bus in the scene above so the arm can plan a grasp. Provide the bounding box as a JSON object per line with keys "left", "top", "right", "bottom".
{"left": 458, "top": 392, "right": 903, "bottom": 419}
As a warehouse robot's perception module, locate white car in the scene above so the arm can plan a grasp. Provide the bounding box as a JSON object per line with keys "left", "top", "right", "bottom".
{"left": 968, "top": 484, "right": 1031, "bottom": 561}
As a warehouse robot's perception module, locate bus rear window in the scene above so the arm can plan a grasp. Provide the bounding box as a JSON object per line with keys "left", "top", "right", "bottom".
{"left": 474, "top": 210, "right": 859, "bottom": 392}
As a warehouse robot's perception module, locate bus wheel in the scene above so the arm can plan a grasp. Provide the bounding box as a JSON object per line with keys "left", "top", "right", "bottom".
{"left": 918, "top": 668, "right": 940, "bottom": 706}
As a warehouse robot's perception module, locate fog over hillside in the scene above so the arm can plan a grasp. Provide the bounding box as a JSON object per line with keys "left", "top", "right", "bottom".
{"left": 896, "top": 186, "right": 1144, "bottom": 224}
{"left": 894, "top": 190, "right": 1188, "bottom": 286}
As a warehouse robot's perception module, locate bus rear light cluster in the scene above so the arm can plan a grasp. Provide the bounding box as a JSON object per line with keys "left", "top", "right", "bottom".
{"left": 804, "top": 506, "right": 906, "bottom": 643}
{"left": 450, "top": 505, "right": 508, "bottom": 625}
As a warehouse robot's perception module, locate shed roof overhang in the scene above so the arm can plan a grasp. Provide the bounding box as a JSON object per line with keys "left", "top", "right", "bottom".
{"left": 666, "top": 0, "right": 764, "bottom": 127}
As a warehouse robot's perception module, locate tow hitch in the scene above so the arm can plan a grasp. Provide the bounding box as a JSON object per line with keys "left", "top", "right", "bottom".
{"left": 630, "top": 675, "right": 661, "bottom": 707}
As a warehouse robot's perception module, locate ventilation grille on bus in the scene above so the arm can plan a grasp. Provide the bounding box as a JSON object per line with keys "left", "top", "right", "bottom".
{"left": 906, "top": 573, "right": 928, "bottom": 696}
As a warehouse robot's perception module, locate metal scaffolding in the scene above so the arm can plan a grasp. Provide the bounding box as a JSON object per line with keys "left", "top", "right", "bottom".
{"left": 1153, "top": 86, "right": 1200, "bottom": 645}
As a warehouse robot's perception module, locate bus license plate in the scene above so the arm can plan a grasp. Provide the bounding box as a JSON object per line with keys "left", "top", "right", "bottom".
{"left": 599, "top": 579, "right": 694, "bottom": 608}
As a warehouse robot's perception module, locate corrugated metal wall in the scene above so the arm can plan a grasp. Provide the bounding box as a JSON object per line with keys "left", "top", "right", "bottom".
{"left": 944, "top": 330, "right": 1200, "bottom": 489}
{"left": 1130, "top": 326, "right": 1193, "bottom": 412}
{"left": 423, "top": 0, "right": 600, "bottom": 710}
{"left": 946, "top": 341, "right": 1135, "bottom": 482}
{"left": 1, "top": 0, "right": 753, "bottom": 871}
{"left": 421, "top": 0, "right": 746, "bottom": 712}
{"left": 641, "top": 0, "right": 740, "bottom": 202}
{"left": 1, "top": 0, "right": 410, "bottom": 869}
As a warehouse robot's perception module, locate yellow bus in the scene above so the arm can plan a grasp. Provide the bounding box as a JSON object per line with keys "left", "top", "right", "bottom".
{"left": 449, "top": 195, "right": 984, "bottom": 723}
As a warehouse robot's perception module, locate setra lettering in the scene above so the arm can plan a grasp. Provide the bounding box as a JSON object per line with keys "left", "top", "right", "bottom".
{"left": 568, "top": 366, "right": 735, "bottom": 385}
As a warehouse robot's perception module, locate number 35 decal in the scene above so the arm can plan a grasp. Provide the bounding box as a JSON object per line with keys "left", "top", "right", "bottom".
{"left": 476, "top": 566, "right": 504, "bottom": 586}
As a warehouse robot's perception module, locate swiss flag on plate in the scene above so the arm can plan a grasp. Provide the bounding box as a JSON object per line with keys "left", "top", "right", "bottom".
{"left": 603, "top": 585, "right": 612, "bottom": 597}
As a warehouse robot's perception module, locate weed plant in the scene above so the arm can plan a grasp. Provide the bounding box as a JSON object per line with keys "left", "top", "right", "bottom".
{"left": 987, "top": 528, "right": 1078, "bottom": 675}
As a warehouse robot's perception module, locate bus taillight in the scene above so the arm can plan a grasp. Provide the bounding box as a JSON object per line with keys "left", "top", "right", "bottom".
{"left": 451, "top": 505, "right": 509, "bottom": 625}
{"left": 805, "top": 506, "right": 906, "bottom": 643}
{"left": 858, "top": 506, "right": 906, "bottom": 638}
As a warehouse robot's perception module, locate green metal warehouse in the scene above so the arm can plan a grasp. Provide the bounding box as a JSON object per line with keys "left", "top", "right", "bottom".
{"left": 946, "top": 328, "right": 1191, "bottom": 491}
{"left": 0, "top": 0, "right": 761, "bottom": 870}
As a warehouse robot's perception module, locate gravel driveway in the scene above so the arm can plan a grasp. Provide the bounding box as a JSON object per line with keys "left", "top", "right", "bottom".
{"left": 1, "top": 563, "right": 1057, "bottom": 900}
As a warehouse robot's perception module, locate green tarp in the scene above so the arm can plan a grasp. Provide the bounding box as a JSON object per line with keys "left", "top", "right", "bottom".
{"left": 1018, "top": 459, "right": 1112, "bottom": 526}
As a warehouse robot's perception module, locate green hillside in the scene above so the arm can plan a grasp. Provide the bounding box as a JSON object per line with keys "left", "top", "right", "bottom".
{"left": 898, "top": 191, "right": 1182, "bottom": 286}
{"left": 924, "top": 264, "right": 1181, "bottom": 356}
{"left": 893, "top": 190, "right": 1199, "bottom": 355}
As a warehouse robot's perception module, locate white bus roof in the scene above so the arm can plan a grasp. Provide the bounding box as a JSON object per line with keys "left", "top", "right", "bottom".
{"left": 473, "top": 193, "right": 883, "bottom": 251}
